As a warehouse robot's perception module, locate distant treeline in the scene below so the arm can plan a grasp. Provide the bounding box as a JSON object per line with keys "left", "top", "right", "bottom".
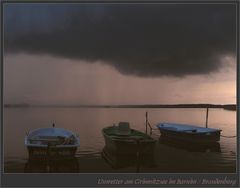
{"left": 4, "top": 103, "right": 30, "bottom": 108}
{"left": 4, "top": 103, "right": 237, "bottom": 110}
{"left": 222, "top": 104, "right": 237, "bottom": 111}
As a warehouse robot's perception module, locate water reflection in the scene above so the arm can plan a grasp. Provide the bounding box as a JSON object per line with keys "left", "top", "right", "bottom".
{"left": 4, "top": 108, "right": 236, "bottom": 173}
{"left": 24, "top": 157, "right": 79, "bottom": 173}
{"left": 102, "top": 146, "right": 156, "bottom": 171}
{"left": 159, "top": 136, "right": 221, "bottom": 152}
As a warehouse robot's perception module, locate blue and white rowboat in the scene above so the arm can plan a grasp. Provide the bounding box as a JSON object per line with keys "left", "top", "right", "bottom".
{"left": 156, "top": 123, "right": 221, "bottom": 143}
{"left": 25, "top": 127, "right": 80, "bottom": 159}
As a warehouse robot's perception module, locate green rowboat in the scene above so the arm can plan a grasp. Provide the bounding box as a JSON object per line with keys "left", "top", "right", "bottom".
{"left": 102, "top": 122, "right": 156, "bottom": 156}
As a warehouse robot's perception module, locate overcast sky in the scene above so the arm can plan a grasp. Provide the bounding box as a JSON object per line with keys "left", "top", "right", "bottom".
{"left": 3, "top": 3, "right": 237, "bottom": 105}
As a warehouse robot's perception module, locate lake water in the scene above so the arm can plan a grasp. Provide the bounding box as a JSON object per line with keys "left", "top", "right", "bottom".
{"left": 3, "top": 107, "right": 236, "bottom": 173}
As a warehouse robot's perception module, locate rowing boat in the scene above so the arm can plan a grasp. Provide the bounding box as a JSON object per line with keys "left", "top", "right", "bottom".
{"left": 25, "top": 125, "right": 80, "bottom": 159}
{"left": 156, "top": 122, "right": 221, "bottom": 143}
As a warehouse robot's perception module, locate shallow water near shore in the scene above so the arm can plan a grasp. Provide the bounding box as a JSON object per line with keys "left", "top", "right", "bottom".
{"left": 4, "top": 107, "right": 236, "bottom": 173}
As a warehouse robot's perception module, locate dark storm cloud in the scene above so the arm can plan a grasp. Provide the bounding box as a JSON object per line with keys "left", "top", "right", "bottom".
{"left": 4, "top": 3, "right": 236, "bottom": 77}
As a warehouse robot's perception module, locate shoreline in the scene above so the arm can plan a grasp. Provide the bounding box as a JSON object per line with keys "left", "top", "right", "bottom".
{"left": 3, "top": 103, "right": 237, "bottom": 110}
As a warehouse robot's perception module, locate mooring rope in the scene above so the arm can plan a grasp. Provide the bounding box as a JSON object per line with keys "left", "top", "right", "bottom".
{"left": 147, "top": 122, "right": 158, "bottom": 130}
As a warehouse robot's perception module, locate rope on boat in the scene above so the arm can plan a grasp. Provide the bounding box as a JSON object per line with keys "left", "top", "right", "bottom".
{"left": 145, "top": 111, "right": 159, "bottom": 135}
{"left": 148, "top": 122, "right": 158, "bottom": 130}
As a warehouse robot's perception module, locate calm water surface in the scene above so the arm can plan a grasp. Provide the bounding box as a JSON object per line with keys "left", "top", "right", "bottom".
{"left": 4, "top": 108, "right": 236, "bottom": 173}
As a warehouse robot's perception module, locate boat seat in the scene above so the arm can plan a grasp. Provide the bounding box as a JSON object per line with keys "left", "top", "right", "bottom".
{"left": 116, "top": 122, "right": 131, "bottom": 135}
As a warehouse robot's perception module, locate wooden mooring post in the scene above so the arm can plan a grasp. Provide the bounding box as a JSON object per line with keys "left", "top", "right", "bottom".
{"left": 145, "top": 111, "right": 148, "bottom": 134}
{"left": 205, "top": 107, "right": 209, "bottom": 128}
{"left": 145, "top": 111, "right": 153, "bottom": 135}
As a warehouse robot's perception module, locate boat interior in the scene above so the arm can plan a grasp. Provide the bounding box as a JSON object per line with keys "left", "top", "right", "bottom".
{"left": 28, "top": 135, "right": 76, "bottom": 146}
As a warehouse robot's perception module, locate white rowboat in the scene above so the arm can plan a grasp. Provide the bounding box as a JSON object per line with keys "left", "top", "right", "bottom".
{"left": 25, "top": 127, "right": 80, "bottom": 159}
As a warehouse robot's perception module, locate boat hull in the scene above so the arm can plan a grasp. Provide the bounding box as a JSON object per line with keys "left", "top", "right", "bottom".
{"left": 102, "top": 126, "right": 156, "bottom": 156}
{"left": 27, "top": 146, "right": 77, "bottom": 160}
{"left": 103, "top": 134, "right": 156, "bottom": 156}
